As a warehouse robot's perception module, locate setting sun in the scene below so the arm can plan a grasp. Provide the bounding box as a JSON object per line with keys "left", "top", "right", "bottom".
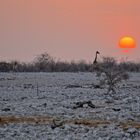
{"left": 119, "top": 36, "right": 136, "bottom": 49}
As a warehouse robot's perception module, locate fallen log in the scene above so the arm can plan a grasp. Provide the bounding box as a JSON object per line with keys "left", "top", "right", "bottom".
{"left": 73, "top": 101, "right": 96, "bottom": 109}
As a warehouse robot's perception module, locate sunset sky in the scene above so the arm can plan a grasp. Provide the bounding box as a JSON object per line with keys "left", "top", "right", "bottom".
{"left": 0, "top": 0, "right": 140, "bottom": 62}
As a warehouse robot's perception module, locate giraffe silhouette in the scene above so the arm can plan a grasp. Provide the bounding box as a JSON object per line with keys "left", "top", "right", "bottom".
{"left": 89, "top": 51, "right": 100, "bottom": 72}
{"left": 93, "top": 51, "right": 100, "bottom": 64}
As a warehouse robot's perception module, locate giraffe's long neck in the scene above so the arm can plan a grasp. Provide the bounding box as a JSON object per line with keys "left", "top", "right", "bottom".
{"left": 93, "top": 53, "right": 98, "bottom": 64}
{"left": 95, "top": 53, "right": 98, "bottom": 61}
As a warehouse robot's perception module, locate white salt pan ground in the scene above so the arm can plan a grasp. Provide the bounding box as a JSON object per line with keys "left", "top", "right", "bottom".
{"left": 0, "top": 72, "right": 140, "bottom": 139}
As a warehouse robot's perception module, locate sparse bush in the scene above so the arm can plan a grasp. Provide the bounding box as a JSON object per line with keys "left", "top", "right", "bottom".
{"left": 0, "top": 52, "right": 140, "bottom": 72}
{"left": 119, "top": 61, "right": 140, "bottom": 72}
{"left": 96, "top": 57, "right": 129, "bottom": 95}
{"left": 10, "top": 61, "right": 21, "bottom": 72}
{"left": 0, "top": 62, "right": 11, "bottom": 72}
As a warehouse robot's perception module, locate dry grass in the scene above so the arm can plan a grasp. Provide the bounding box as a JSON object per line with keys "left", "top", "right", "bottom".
{"left": 65, "top": 119, "right": 110, "bottom": 127}
{"left": 0, "top": 116, "right": 140, "bottom": 130}
{"left": 0, "top": 116, "right": 110, "bottom": 127}
{"left": 0, "top": 116, "right": 54, "bottom": 125}
{"left": 118, "top": 121, "right": 140, "bottom": 130}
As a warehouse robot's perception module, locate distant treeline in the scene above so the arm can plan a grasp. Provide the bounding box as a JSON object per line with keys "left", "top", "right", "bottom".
{"left": 0, "top": 52, "right": 140, "bottom": 72}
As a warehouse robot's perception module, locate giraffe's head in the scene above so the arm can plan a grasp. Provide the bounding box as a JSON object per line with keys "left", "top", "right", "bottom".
{"left": 96, "top": 51, "right": 100, "bottom": 54}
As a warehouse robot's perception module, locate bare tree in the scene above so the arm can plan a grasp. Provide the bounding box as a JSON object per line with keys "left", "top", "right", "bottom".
{"left": 10, "top": 61, "right": 19, "bottom": 72}
{"left": 96, "top": 57, "right": 129, "bottom": 95}
{"left": 34, "top": 52, "right": 54, "bottom": 72}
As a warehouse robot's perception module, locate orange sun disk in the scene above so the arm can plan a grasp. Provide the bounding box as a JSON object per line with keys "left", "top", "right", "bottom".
{"left": 119, "top": 36, "right": 136, "bottom": 49}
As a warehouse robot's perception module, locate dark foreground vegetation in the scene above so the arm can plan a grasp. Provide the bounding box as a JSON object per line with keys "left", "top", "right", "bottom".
{"left": 0, "top": 52, "right": 140, "bottom": 72}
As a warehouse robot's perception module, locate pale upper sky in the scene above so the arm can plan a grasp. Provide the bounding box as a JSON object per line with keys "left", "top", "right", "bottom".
{"left": 0, "top": 0, "right": 140, "bottom": 62}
